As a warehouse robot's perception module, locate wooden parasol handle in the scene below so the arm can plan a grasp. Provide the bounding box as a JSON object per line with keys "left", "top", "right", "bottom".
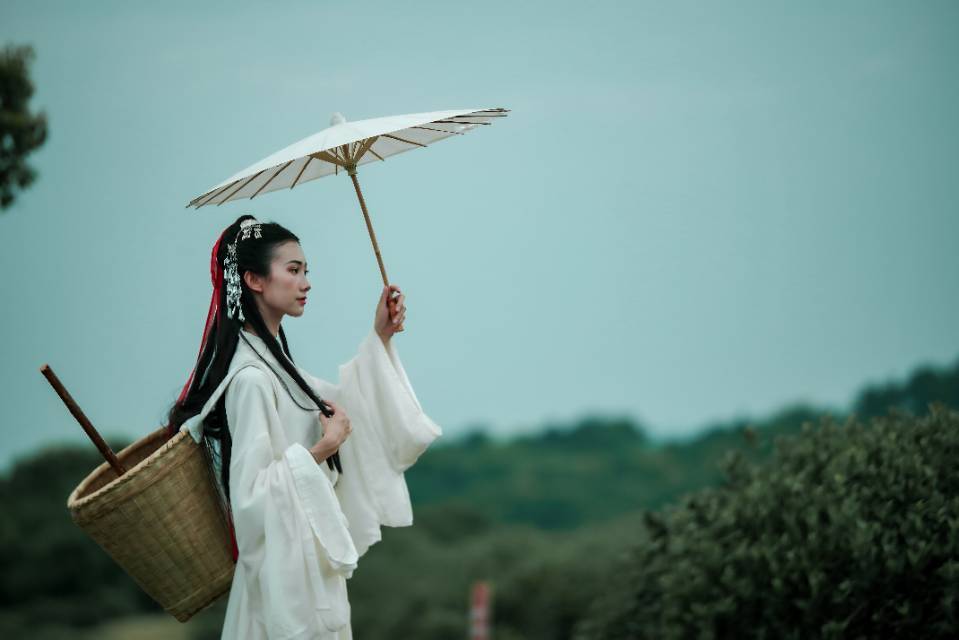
{"left": 348, "top": 170, "right": 405, "bottom": 333}
{"left": 39, "top": 363, "right": 127, "bottom": 476}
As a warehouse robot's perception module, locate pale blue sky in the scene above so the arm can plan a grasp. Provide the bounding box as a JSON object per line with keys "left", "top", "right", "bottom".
{"left": 2, "top": 1, "right": 957, "bottom": 469}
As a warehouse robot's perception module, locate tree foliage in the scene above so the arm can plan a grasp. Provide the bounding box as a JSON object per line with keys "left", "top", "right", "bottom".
{"left": 853, "top": 356, "right": 959, "bottom": 420}
{"left": 0, "top": 440, "right": 161, "bottom": 639}
{"left": 575, "top": 404, "right": 959, "bottom": 639}
{"left": 0, "top": 44, "right": 48, "bottom": 210}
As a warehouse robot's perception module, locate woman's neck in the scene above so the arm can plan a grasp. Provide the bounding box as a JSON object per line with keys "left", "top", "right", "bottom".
{"left": 243, "top": 323, "right": 279, "bottom": 340}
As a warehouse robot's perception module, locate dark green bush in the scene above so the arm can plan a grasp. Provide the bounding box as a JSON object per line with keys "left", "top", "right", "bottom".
{"left": 0, "top": 441, "right": 161, "bottom": 632}
{"left": 575, "top": 404, "right": 959, "bottom": 639}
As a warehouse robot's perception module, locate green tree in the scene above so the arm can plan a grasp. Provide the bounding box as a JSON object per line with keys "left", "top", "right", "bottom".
{"left": 1, "top": 44, "right": 48, "bottom": 210}
{"left": 854, "top": 356, "right": 959, "bottom": 419}
{"left": 576, "top": 405, "right": 959, "bottom": 639}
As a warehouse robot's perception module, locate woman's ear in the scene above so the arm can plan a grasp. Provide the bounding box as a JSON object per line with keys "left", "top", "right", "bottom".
{"left": 243, "top": 270, "right": 264, "bottom": 293}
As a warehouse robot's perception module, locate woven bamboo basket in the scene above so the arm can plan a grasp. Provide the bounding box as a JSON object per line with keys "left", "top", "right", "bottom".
{"left": 66, "top": 426, "right": 235, "bottom": 622}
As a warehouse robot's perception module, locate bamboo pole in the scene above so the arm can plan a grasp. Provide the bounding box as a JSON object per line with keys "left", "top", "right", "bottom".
{"left": 39, "top": 364, "right": 127, "bottom": 476}
{"left": 347, "top": 167, "right": 404, "bottom": 333}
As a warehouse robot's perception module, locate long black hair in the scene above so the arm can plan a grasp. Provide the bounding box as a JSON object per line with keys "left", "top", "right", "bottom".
{"left": 166, "top": 214, "right": 340, "bottom": 508}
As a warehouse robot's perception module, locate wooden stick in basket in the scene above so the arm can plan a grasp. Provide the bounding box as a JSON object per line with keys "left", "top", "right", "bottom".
{"left": 39, "top": 363, "right": 127, "bottom": 476}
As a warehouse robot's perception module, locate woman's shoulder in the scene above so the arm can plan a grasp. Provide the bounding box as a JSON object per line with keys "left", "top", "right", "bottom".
{"left": 223, "top": 340, "right": 279, "bottom": 389}
{"left": 229, "top": 365, "right": 272, "bottom": 387}
{"left": 223, "top": 365, "right": 279, "bottom": 416}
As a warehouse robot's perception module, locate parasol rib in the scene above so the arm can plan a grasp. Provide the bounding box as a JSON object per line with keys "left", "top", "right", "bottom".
{"left": 413, "top": 126, "right": 464, "bottom": 135}
{"left": 366, "top": 144, "right": 385, "bottom": 162}
{"left": 193, "top": 184, "right": 232, "bottom": 209}
{"left": 289, "top": 157, "right": 312, "bottom": 189}
{"left": 351, "top": 136, "right": 381, "bottom": 164}
{"left": 312, "top": 150, "right": 348, "bottom": 168}
{"left": 433, "top": 119, "right": 491, "bottom": 125}
{"left": 382, "top": 133, "right": 427, "bottom": 148}
{"left": 251, "top": 160, "right": 294, "bottom": 199}
{"left": 218, "top": 170, "right": 265, "bottom": 205}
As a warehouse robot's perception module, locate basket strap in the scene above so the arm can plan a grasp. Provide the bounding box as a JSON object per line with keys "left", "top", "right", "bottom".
{"left": 180, "top": 362, "right": 271, "bottom": 443}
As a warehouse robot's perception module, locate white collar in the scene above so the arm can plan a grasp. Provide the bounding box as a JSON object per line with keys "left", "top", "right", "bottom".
{"left": 240, "top": 327, "right": 279, "bottom": 343}
{"left": 237, "top": 328, "right": 304, "bottom": 380}
{"left": 239, "top": 328, "right": 278, "bottom": 353}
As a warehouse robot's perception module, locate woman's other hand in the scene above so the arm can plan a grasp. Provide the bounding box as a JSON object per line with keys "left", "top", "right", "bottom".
{"left": 311, "top": 400, "right": 352, "bottom": 463}
{"left": 374, "top": 283, "right": 406, "bottom": 343}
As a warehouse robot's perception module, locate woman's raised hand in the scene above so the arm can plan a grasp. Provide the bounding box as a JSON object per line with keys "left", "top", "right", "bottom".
{"left": 374, "top": 283, "right": 406, "bottom": 342}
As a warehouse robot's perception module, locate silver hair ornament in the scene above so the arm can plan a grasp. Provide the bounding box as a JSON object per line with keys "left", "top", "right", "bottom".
{"left": 224, "top": 218, "right": 262, "bottom": 322}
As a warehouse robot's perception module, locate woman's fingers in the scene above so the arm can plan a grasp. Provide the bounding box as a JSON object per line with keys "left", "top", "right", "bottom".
{"left": 325, "top": 400, "right": 341, "bottom": 415}
{"left": 378, "top": 284, "right": 406, "bottom": 331}
{"left": 391, "top": 292, "right": 406, "bottom": 321}
{"left": 327, "top": 400, "right": 350, "bottom": 422}
{"left": 383, "top": 285, "right": 403, "bottom": 312}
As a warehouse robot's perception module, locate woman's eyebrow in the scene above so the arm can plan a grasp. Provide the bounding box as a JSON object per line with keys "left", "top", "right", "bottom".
{"left": 286, "top": 260, "right": 307, "bottom": 267}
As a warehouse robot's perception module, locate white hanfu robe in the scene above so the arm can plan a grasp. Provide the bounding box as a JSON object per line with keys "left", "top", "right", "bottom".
{"left": 180, "top": 328, "right": 442, "bottom": 639}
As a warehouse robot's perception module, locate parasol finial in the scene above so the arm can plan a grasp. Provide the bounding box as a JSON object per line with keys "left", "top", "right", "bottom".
{"left": 330, "top": 112, "right": 346, "bottom": 126}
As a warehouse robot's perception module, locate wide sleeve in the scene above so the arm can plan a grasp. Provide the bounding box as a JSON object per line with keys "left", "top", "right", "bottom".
{"left": 302, "top": 329, "right": 443, "bottom": 558}
{"left": 225, "top": 367, "right": 358, "bottom": 637}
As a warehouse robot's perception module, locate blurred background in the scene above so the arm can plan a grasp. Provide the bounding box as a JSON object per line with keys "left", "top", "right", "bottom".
{"left": 1, "top": 1, "right": 957, "bottom": 638}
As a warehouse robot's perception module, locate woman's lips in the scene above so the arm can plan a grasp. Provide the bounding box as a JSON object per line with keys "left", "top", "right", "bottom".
{"left": 297, "top": 298, "right": 307, "bottom": 305}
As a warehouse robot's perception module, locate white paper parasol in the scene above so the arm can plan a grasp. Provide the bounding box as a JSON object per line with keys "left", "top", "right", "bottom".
{"left": 187, "top": 107, "right": 509, "bottom": 290}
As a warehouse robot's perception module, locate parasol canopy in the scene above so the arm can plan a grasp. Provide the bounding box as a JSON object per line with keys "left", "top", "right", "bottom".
{"left": 186, "top": 108, "right": 508, "bottom": 208}
{"left": 186, "top": 107, "right": 509, "bottom": 329}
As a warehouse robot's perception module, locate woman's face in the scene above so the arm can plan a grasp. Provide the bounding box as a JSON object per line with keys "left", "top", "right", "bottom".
{"left": 245, "top": 240, "right": 311, "bottom": 320}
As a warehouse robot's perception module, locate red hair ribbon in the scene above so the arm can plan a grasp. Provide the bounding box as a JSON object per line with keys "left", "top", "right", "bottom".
{"left": 174, "top": 228, "right": 240, "bottom": 562}
{"left": 176, "top": 231, "right": 226, "bottom": 406}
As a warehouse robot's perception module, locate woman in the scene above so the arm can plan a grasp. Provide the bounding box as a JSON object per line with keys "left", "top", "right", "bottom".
{"left": 166, "top": 214, "right": 442, "bottom": 639}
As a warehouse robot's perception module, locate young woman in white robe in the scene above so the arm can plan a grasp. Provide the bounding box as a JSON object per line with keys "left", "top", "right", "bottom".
{"left": 167, "top": 215, "right": 442, "bottom": 639}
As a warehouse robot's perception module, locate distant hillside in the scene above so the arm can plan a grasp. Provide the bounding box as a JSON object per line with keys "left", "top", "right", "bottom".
{"left": 852, "top": 354, "right": 959, "bottom": 419}
{"left": 1, "top": 352, "right": 956, "bottom": 638}
{"left": 407, "top": 352, "right": 959, "bottom": 532}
